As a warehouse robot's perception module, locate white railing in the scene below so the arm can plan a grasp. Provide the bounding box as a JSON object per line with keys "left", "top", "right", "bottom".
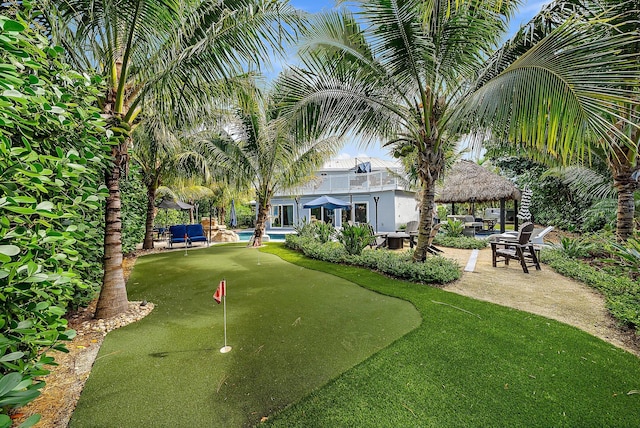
{"left": 276, "top": 170, "right": 408, "bottom": 196}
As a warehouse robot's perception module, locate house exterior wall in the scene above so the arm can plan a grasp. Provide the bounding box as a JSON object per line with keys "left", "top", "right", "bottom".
{"left": 267, "top": 158, "right": 415, "bottom": 233}
{"left": 394, "top": 191, "right": 419, "bottom": 229}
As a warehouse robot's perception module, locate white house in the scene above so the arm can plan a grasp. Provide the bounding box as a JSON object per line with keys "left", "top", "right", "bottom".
{"left": 268, "top": 157, "right": 418, "bottom": 233}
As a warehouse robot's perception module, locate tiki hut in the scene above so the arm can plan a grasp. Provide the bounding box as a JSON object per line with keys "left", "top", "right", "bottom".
{"left": 435, "top": 160, "right": 521, "bottom": 233}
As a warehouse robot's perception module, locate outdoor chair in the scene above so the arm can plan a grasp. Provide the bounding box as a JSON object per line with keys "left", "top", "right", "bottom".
{"left": 403, "top": 220, "right": 419, "bottom": 234}
{"left": 186, "top": 224, "right": 208, "bottom": 246}
{"left": 491, "top": 222, "right": 540, "bottom": 273}
{"left": 426, "top": 223, "right": 443, "bottom": 255}
{"left": 461, "top": 215, "right": 483, "bottom": 237}
{"left": 168, "top": 224, "right": 188, "bottom": 248}
{"left": 365, "top": 224, "right": 387, "bottom": 249}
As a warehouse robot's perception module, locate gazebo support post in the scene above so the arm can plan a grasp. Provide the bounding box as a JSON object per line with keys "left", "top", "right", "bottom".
{"left": 514, "top": 200, "right": 519, "bottom": 231}
{"left": 499, "top": 198, "right": 506, "bottom": 233}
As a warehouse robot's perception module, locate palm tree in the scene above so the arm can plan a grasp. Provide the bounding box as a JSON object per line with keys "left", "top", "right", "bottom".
{"left": 44, "top": 0, "right": 304, "bottom": 318}
{"left": 276, "top": 0, "right": 523, "bottom": 261}
{"left": 276, "top": 0, "right": 639, "bottom": 261}
{"left": 464, "top": 0, "right": 639, "bottom": 241}
{"left": 202, "top": 80, "right": 342, "bottom": 246}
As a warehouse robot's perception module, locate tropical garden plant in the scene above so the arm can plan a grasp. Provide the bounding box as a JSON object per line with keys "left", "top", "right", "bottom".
{"left": 441, "top": 219, "right": 464, "bottom": 238}
{"left": 43, "top": 0, "right": 304, "bottom": 317}
{"left": 197, "top": 80, "right": 341, "bottom": 246}
{"left": 463, "top": 0, "right": 639, "bottom": 241}
{"left": 276, "top": 0, "right": 639, "bottom": 263}
{"left": 0, "top": 10, "right": 108, "bottom": 422}
{"left": 337, "top": 223, "right": 374, "bottom": 255}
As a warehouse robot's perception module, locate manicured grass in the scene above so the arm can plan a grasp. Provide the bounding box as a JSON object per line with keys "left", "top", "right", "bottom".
{"left": 69, "top": 244, "right": 420, "bottom": 427}
{"left": 262, "top": 244, "right": 640, "bottom": 427}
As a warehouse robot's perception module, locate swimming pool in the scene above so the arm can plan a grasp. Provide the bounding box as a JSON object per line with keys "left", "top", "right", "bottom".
{"left": 237, "top": 231, "right": 288, "bottom": 241}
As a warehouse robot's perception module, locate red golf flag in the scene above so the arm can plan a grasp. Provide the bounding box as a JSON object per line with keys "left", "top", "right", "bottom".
{"left": 213, "top": 280, "right": 226, "bottom": 304}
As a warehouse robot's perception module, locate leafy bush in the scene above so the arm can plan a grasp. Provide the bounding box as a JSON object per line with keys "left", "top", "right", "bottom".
{"left": 0, "top": 11, "right": 109, "bottom": 418}
{"left": 314, "top": 221, "right": 336, "bottom": 243}
{"left": 337, "top": 223, "right": 373, "bottom": 256}
{"left": 553, "top": 236, "right": 595, "bottom": 259}
{"left": 285, "top": 237, "right": 461, "bottom": 285}
{"left": 541, "top": 249, "right": 640, "bottom": 331}
{"left": 432, "top": 235, "right": 488, "bottom": 249}
{"left": 606, "top": 237, "right": 640, "bottom": 276}
{"left": 293, "top": 218, "right": 316, "bottom": 239}
{"left": 120, "top": 166, "right": 147, "bottom": 255}
{"left": 440, "top": 219, "right": 464, "bottom": 237}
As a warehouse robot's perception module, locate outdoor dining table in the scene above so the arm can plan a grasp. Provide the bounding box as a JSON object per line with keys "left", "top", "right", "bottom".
{"left": 385, "top": 232, "right": 411, "bottom": 250}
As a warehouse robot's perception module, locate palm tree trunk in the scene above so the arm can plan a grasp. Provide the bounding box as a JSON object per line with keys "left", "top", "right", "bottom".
{"left": 95, "top": 148, "right": 129, "bottom": 319}
{"left": 252, "top": 199, "right": 270, "bottom": 247}
{"left": 610, "top": 141, "right": 637, "bottom": 242}
{"left": 142, "top": 183, "right": 157, "bottom": 249}
{"left": 413, "top": 178, "right": 436, "bottom": 262}
{"left": 614, "top": 170, "right": 636, "bottom": 242}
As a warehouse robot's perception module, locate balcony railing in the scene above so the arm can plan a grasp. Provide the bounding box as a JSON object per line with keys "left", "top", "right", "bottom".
{"left": 276, "top": 170, "right": 408, "bottom": 196}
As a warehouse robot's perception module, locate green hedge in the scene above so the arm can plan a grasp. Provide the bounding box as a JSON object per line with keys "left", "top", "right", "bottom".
{"left": 541, "top": 249, "right": 640, "bottom": 331}
{"left": 432, "top": 234, "right": 488, "bottom": 249}
{"left": 0, "top": 11, "right": 109, "bottom": 422}
{"left": 285, "top": 235, "right": 461, "bottom": 285}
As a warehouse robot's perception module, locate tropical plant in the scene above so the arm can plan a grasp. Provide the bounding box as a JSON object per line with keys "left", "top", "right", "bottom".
{"left": 553, "top": 237, "right": 596, "bottom": 259}
{"left": 440, "top": 219, "right": 464, "bottom": 238}
{"left": 337, "top": 223, "right": 372, "bottom": 255}
{"left": 200, "top": 80, "right": 341, "bottom": 246}
{"left": 0, "top": 10, "right": 107, "bottom": 418}
{"left": 44, "top": 0, "right": 304, "bottom": 317}
{"left": 463, "top": 0, "right": 640, "bottom": 241}
{"left": 606, "top": 237, "right": 640, "bottom": 275}
{"left": 276, "top": 0, "right": 639, "bottom": 262}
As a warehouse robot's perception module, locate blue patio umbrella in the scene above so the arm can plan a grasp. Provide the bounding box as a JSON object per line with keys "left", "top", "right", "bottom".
{"left": 229, "top": 199, "right": 238, "bottom": 228}
{"left": 303, "top": 195, "right": 351, "bottom": 210}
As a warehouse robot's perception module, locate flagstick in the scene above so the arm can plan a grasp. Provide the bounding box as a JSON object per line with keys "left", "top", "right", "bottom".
{"left": 220, "top": 296, "right": 231, "bottom": 353}
{"left": 220, "top": 280, "right": 231, "bottom": 353}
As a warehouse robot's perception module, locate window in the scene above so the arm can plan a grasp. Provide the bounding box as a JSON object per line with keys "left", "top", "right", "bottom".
{"left": 341, "top": 202, "right": 368, "bottom": 224}
{"left": 271, "top": 204, "right": 294, "bottom": 228}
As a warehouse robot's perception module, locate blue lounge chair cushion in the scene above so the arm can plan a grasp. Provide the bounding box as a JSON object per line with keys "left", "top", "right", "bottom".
{"left": 169, "top": 225, "right": 188, "bottom": 247}
{"left": 186, "top": 224, "right": 208, "bottom": 243}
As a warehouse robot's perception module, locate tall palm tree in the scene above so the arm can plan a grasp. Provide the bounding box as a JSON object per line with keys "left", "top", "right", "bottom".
{"left": 44, "top": 0, "right": 304, "bottom": 318}
{"left": 276, "top": 0, "right": 639, "bottom": 260}
{"left": 276, "top": 0, "right": 521, "bottom": 261}
{"left": 202, "top": 80, "right": 342, "bottom": 246}
{"left": 464, "top": 0, "right": 639, "bottom": 241}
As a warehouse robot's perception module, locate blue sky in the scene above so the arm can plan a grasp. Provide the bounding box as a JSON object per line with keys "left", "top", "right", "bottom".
{"left": 286, "top": 0, "right": 550, "bottom": 160}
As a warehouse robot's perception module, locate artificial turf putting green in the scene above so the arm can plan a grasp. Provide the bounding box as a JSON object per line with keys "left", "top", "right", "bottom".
{"left": 69, "top": 244, "right": 421, "bottom": 427}
{"left": 263, "top": 245, "right": 640, "bottom": 427}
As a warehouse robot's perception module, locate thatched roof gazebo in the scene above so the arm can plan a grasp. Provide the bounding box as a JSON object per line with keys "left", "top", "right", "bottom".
{"left": 435, "top": 160, "right": 521, "bottom": 233}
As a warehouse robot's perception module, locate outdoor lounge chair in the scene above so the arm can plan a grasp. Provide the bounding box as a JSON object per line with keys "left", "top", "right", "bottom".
{"left": 186, "top": 224, "right": 208, "bottom": 246}
{"left": 491, "top": 222, "right": 540, "bottom": 273}
{"left": 426, "top": 223, "right": 443, "bottom": 255}
{"left": 168, "top": 224, "right": 188, "bottom": 248}
{"left": 366, "top": 224, "right": 387, "bottom": 249}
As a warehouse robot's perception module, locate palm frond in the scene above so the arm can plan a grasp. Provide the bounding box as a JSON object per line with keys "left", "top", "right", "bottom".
{"left": 458, "top": 17, "right": 640, "bottom": 161}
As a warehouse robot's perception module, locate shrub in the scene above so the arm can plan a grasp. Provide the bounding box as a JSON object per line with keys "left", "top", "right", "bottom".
{"left": 541, "top": 249, "right": 640, "bottom": 331}
{"left": 337, "top": 224, "right": 373, "bottom": 256}
{"left": 606, "top": 237, "right": 640, "bottom": 277}
{"left": 285, "top": 238, "right": 461, "bottom": 285}
{"left": 314, "top": 221, "right": 336, "bottom": 243}
{"left": 441, "top": 219, "right": 464, "bottom": 237}
{"left": 553, "top": 236, "right": 595, "bottom": 259}
{"left": 432, "top": 235, "right": 488, "bottom": 249}
{"left": 0, "top": 11, "right": 108, "bottom": 418}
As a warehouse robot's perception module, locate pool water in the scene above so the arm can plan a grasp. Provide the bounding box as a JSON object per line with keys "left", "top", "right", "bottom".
{"left": 237, "top": 231, "right": 287, "bottom": 241}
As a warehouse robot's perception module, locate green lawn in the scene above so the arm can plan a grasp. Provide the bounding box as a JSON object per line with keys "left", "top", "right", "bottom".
{"left": 70, "top": 243, "right": 640, "bottom": 427}
{"left": 263, "top": 245, "right": 640, "bottom": 427}
{"left": 69, "top": 244, "right": 420, "bottom": 427}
